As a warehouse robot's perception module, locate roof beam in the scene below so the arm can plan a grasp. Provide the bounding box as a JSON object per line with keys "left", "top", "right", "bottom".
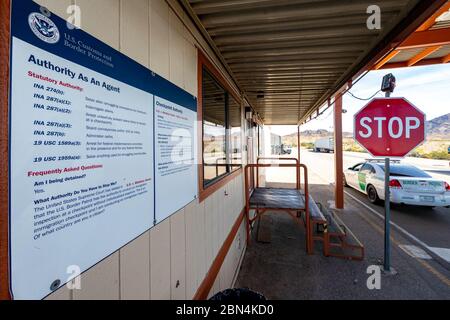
{"left": 373, "top": 50, "right": 400, "bottom": 70}
{"left": 379, "top": 56, "right": 449, "bottom": 69}
{"left": 443, "top": 54, "right": 450, "bottom": 64}
{"left": 399, "top": 29, "right": 450, "bottom": 49}
{"left": 406, "top": 46, "right": 442, "bottom": 66}
{"left": 416, "top": 2, "right": 450, "bottom": 31}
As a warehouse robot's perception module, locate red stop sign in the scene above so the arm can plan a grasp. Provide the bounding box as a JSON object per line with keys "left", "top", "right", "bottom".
{"left": 354, "top": 98, "right": 425, "bottom": 157}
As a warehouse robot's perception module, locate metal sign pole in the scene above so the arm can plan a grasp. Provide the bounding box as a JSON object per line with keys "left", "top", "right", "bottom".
{"left": 384, "top": 90, "right": 391, "bottom": 272}
{"left": 384, "top": 157, "right": 391, "bottom": 272}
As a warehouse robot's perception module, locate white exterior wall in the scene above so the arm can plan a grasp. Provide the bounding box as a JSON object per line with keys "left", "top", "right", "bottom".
{"left": 35, "top": 0, "right": 247, "bottom": 300}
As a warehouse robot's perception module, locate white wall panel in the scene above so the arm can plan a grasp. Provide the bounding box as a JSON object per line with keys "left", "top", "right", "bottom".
{"left": 170, "top": 209, "right": 186, "bottom": 300}
{"left": 45, "top": 285, "right": 71, "bottom": 300}
{"left": 184, "top": 40, "right": 197, "bottom": 96}
{"left": 168, "top": 9, "right": 185, "bottom": 88}
{"left": 120, "top": 0, "right": 150, "bottom": 67}
{"left": 120, "top": 232, "right": 151, "bottom": 300}
{"left": 75, "top": 0, "right": 120, "bottom": 49}
{"left": 150, "top": 219, "right": 171, "bottom": 299}
{"left": 185, "top": 200, "right": 199, "bottom": 298}
{"left": 35, "top": 0, "right": 72, "bottom": 19}
{"left": 204, "top": 196, "right": 214, "bottom": 272}
{"left": 196, "top": 199, "right": 207, "bottom": 289}
{"left": 73, "top": 252, "right": 120, "bottom": 300}
{"left": 150, "top": 0, "right": 169, "bottom": 78}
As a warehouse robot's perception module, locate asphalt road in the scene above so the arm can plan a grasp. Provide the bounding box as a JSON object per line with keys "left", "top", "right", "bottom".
{"left": 298, "top": 149, "right": 450, "bottom": 255}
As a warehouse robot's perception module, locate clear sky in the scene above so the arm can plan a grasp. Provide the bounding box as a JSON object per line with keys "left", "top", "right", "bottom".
{"left": 269, "top": 63, "right": 450, "bottom": 136}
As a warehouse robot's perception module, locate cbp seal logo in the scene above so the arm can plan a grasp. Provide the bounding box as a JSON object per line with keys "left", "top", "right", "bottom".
{"left": 28, "top": 12, "right": 60, "bottom": 44}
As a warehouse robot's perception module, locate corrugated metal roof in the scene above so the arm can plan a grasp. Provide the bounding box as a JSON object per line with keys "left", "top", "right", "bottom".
{"left": 389, "top": 48, "right": 424, "bottom": 63}
{"left": 426, "top": 45, "right": 450, "bottom": 59}
{"left": 181, "top": 0, "right": 443, "bottom": 124}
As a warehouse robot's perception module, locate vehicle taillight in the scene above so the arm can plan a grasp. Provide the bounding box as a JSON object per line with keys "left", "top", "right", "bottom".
{"left": 445, "top": 182, "right": 450, "bottom": 192}
{"left": 389, "top": 179, "right": 402, "bottom": 189}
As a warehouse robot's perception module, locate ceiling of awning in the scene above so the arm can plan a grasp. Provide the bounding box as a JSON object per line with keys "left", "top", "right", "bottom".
{"left": 373, "top": 1, "right": 450, "bottom": 70}
{"left": 180, "top": 0, "right": 448, "bottom": 125}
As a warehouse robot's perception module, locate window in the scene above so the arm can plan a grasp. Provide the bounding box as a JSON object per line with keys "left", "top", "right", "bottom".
{"left": 380, "top": 164, "right": 431, "bottom": 178}
{"left": 257, "top": 125, "right": 263, "bottom": 157}
{"left": 202, "top": 68, "right": 242, "bottom": 187}
{"left": 360, "top": 164, "right": 374, "bottom": 174}
{"left": 229, "top": 95, "right": 242, "bottom": 170}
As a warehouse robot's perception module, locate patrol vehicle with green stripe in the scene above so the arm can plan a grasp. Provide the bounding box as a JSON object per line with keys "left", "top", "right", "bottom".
{"left": 344, "top": 160, "right": 450, "bottom": 208}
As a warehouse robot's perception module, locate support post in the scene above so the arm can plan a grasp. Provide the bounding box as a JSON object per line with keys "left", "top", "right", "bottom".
{"left": 0, "top": 0, "right": 11, "bottom": 300}
{"left": 297, "top": 125, "right": 301, "bottom": 163}
{"left": 297, "top": 125, "right": 301, "bottom": 189}
{"left": 334, "top": 93, "right": 344, "bottom": 209}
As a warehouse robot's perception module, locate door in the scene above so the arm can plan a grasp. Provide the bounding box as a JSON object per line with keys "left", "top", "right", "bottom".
{"left": 247, "top": 136, "right": 254, "bottom": 190}
{"left": 246, "top": 119, "right": 256, "bottom": 189}
{"left": 347, "top": 163, "right": 363, "bottom": 189}
{"left": 358, "top": 163, "right": 375, "bottom": 193}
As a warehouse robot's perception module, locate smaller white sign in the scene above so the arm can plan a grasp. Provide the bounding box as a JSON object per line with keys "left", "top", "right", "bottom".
{"left": 154, "top": 96, "right": 198, "bottom": 223}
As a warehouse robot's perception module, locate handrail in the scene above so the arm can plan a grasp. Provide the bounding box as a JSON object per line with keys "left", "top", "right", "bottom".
{"left": 256, "top": 157, "right": 300, "bottom": 189}
{"left": 244, "top": 163, "right": 312, "bottom": 254}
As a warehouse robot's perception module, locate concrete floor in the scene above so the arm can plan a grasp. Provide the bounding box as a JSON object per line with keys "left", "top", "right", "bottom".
{"left": 235, "top": 166, "right": 450, "bottom": 300}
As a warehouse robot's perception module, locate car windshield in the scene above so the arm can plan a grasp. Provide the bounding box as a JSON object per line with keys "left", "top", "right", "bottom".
{"left": 379, "top": 164, "right": 431, "bottom": 178}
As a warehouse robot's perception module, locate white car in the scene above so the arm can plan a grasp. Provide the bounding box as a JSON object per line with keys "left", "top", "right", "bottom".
{"left": 344, "top": 161, "right": 450, "bottom": 207}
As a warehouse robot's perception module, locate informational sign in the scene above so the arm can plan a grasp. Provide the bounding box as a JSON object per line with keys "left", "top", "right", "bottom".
{"left": 9, "top": 0, "right": 197, "bottom": 299}
{"left": 354, "top": 98, "right": 425, "bottom": 157}
{"left": 154, "top": 97, "right": 197, "bottom": 223}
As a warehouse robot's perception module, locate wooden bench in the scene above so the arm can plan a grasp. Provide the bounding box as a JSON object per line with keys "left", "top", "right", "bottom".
{"left": 308, "top": 196, "right": 327, "bottom": 233}
{"left": 311, "top": 202, "right": 364, "bottom": 261}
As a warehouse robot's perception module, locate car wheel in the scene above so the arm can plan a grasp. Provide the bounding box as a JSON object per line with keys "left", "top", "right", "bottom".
{"left": 367, "top": 185, "right": 380, "bottom": 204}
{"left": 343, "top": 175, "right": 349, "bottom": 187}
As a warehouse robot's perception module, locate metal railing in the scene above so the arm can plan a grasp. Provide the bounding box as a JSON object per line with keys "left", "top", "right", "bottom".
{"left": 244, "top": 161, "right": 312, "bottom": 254}
{"left": 256, "top": 157, "right": 300, "bottom": 189}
